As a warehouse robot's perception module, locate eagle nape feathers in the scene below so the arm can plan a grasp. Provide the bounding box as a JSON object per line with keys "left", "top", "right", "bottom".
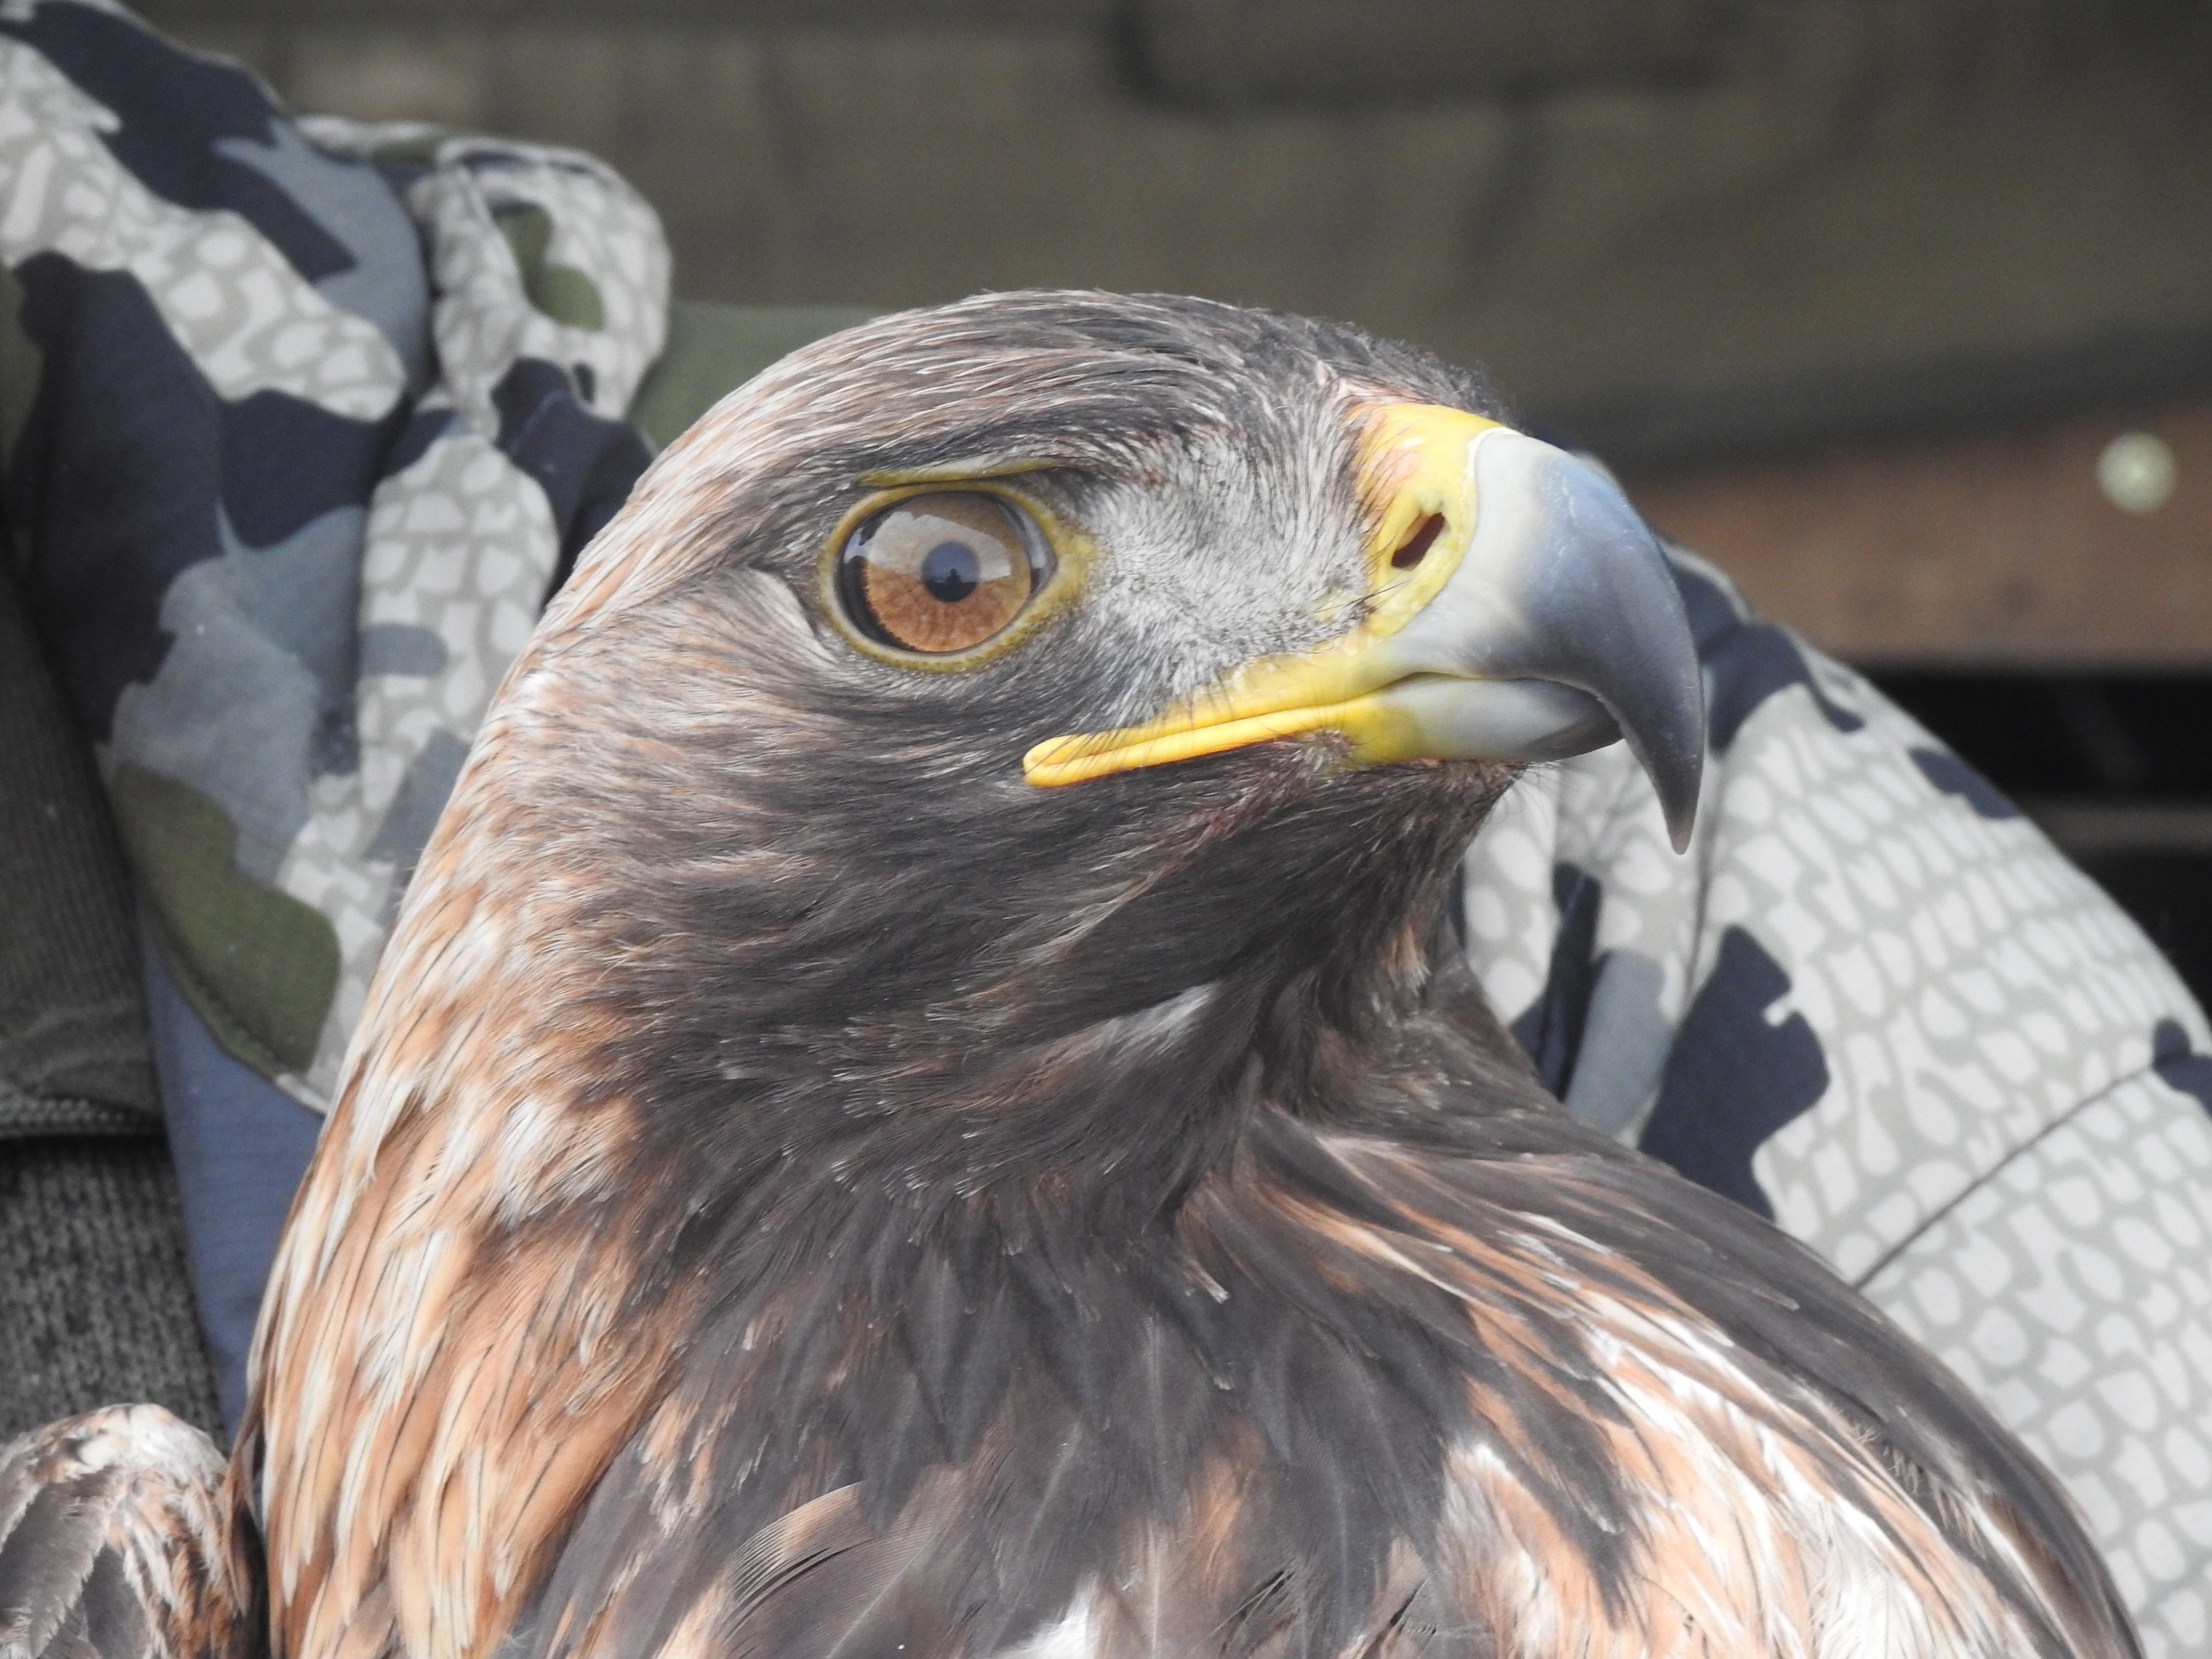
{"left": 2, "top": 291, "right": 2136, "bottom": 1659}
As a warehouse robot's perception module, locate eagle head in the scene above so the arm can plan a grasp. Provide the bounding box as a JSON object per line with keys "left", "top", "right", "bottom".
{"left": 433, "top": 290, "right": 1700, "bottom": 1214}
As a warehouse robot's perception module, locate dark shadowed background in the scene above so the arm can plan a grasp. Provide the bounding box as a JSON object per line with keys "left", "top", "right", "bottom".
{"left": 139, "top": 0, "right": 2212, "bottom": 1000}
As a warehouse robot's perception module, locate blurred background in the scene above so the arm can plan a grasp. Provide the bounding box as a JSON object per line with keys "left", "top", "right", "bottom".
{"left": 139, "top": 0, "right": 2212, "bottom": 1002}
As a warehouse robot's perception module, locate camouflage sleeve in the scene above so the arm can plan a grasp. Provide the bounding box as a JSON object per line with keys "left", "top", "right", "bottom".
{"left": 0, "top": 3, "right": 667, "bottom": 1114}
{"left": 0, "top": 0, "right": 669, "bottom": 1426}
{"left": 1460, "top": 544, "right": 2212, "bottom": 1651}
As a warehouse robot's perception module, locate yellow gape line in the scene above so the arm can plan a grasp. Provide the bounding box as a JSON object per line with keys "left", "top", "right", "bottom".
{"left": 1024, "top": 405, "right": 1501, "bottom": 788}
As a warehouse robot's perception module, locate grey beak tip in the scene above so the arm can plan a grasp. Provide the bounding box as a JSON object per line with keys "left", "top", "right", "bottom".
{"left": 1541, "top": 446, "right": 1707, "bottom": 855}
{"left": 1664, "top": 781, "right": 1699, "bottom": 854}
{"left": 1652, "top": 655, "right": 1706, "bottom": 856}
{"left": 1625, "top": 721, "right": 1703, "bottom": 855}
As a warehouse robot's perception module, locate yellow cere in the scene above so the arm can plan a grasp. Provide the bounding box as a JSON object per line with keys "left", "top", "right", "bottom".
{"left": 1024, "top": 404, "right": 1502, "bottom": 788}
{"left": 1350, "top": 404, "right": 1499, "bottom": 637}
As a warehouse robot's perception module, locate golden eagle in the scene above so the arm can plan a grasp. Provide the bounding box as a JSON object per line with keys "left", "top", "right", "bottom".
{"left": 0, "top": 293, "right": 2132, "bottom": 1659}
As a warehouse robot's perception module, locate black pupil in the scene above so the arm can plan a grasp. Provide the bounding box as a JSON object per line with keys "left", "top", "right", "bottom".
{"left": 920, "top": 539, "right": 981, "bottom": 603}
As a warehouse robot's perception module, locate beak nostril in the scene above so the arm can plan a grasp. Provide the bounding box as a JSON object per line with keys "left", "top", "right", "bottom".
{"left": 1390, "top": 514, "right": 1445, "bottom": 571}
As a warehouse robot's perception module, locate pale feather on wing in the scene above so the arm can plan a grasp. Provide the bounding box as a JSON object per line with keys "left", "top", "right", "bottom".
{"left": 0, "top": 1407, "right": 256, "bottom": 1659}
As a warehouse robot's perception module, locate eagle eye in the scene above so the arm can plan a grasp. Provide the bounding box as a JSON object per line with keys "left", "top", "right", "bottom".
{"left": 834, "top": 491, "right": 1052, "bottom": 656}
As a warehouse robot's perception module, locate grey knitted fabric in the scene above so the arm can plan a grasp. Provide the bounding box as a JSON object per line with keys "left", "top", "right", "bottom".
{"left": 0, "top": 555, "right": 220, "bottom": 1438}
{"left": 0, "top": 1139, "right": 219, "bottom": 1438}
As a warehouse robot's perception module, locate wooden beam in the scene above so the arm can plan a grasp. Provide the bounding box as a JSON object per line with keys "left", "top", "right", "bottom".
{"left": 1623, "top": 403, "right": 2212, "bottom": 667}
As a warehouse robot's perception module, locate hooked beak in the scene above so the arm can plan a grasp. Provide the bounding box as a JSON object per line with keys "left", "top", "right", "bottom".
{"left": 1023, "top": 405, "right": 1706, "bottom": 852}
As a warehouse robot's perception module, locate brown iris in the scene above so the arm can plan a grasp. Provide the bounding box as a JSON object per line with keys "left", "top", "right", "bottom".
{"left": 835, "top": 492, "right": 1046, "bottom": 655}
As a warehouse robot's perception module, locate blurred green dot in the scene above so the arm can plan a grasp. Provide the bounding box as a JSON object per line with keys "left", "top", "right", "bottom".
{"left": 2096, "top": 432, "right": 2177, "bottom": 515}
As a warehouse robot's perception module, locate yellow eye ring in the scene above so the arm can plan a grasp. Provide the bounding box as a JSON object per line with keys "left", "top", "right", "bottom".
{"left": 818, "top": 480, "right": 1088, "bottom": 671}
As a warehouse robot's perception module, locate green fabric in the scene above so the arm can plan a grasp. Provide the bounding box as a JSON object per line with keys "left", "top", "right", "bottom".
{"left": 628, "top": 300, "right": 878, "bottom": 451}
{"left": 0, "top": 263, "right": 37, "bottom": 515}
{"left": 108, "top": 766, "right": 339, "bottom": 1082}
{"left": 496, "top": 203, "right": 606, "bottom": 332}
